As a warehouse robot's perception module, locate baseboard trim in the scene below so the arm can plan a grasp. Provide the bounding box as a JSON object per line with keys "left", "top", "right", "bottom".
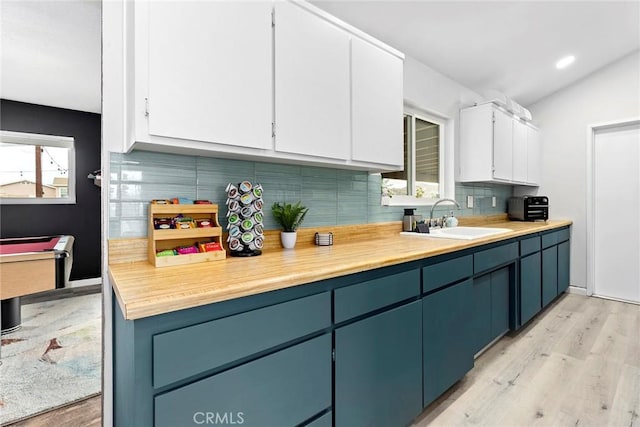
{"left": 592, "top": 293, "right": 640, "bottom": 306}
{"left": 68, "top": 277, "right": 102, "bottom": 288}
{"left": 568, "top": 286, "right": 587, "bottom": 296}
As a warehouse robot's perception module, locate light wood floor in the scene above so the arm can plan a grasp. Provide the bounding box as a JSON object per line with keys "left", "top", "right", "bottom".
{"left": 6, "top": 294, "right": 638, "bottom": 427}
{"left": 5, "top": 395, "right": 101, "bottom": 427}
{"left": 414, "top": 293, "right": 640, "bottom": 427}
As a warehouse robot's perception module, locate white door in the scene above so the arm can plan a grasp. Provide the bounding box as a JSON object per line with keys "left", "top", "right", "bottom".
{"left": 146, "top": 1, "right": 273, "bottom": 149}
{"left": 492, "top": 108, "right": 513, "bottom": 181}
{"left": 594, "top": 123, "right": 640, "bottom": 303}
{"left": 274, "top": 1, "right": 351, "bottom": 160}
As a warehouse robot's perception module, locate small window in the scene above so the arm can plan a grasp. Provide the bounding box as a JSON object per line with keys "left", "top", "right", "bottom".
{"left": 382, "top": 111, "right": 444, "bottom": 204}
{"left": 0, "top": 130, "right": 76, "bottom": 204}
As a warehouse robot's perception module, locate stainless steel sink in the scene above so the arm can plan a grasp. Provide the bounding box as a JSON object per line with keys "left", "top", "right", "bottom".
{"left": 400, "top": 226, "right": 513, "bottom": 240}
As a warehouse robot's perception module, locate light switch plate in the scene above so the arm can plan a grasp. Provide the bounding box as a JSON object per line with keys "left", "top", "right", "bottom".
{"left": 467, "top": 195, "right": 474, "bottom": 208}
{"left": 492, "top": 196, "right": 496, "bottom": 207}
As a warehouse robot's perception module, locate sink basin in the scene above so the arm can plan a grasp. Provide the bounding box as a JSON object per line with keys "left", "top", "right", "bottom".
{"left": 400, "top": 226, "right": 513, "bottom": 240}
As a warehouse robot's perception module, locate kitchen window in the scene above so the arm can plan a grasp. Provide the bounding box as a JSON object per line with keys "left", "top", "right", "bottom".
{"left": 0, "top": 130, "right": 76, "bottom": 204}
{"left": 381, "top": 109, "right": 449, "bottom": 205}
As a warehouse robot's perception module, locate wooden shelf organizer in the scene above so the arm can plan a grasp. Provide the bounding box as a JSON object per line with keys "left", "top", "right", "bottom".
{"left": 148, "top": 204, "right": 226, "bottom": 267}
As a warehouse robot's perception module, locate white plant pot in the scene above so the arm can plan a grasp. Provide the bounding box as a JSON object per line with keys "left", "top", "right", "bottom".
{"left": 280, "top": 231, "right": 297, "bottom": 249}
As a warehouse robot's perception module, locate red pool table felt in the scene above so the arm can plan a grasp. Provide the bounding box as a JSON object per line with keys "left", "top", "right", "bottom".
{"left": 0, "top": 237, "right": 61, "bottom": 255}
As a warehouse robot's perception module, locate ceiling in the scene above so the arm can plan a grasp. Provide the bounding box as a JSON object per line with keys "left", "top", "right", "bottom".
{"left": 0, "top": 0, "right": 101, "bottom": 114}
{"left": 0, "top": 1, "right": 638, "bottom": 114}
{"left": 312, "top": 1, "right": 640, "bottom": 107}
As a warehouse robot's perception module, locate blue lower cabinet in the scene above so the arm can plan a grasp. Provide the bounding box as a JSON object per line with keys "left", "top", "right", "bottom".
{"left": 335, "top": 301, "right": 422, "bottom": 427}
{"left": 491, "top": 267, "right": 510, "bottom": 338}
{"left": 154, "top": 334, "right": 332, "bottom": 427}
{"left": 422, "top": 279, "right": 473, "bottom": 407}
{"left": 558, "top": 241, "right": 570, "bottom": 295}
{"left": 542, "top": 246, "right": 558, "bottom": 307}
{"left": 305, "top": 411, "right": 332, "bottom": 427}
{"left": 520, "top": 252, "right": 542, "bottom": 325}
{"left": 472, "top": 273, "right": 493, "bottom": 354}
{"left": 472, "top": 267, "right": 511, "bottom": 354}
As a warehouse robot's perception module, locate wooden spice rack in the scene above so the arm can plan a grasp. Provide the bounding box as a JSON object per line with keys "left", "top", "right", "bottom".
{"left": 148, "top": 204, "right": 226, "bottom": 267}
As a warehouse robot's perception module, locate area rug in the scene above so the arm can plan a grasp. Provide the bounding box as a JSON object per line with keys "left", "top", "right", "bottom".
{"left": 0, "top": 293, "right": 101, "bottom": 425}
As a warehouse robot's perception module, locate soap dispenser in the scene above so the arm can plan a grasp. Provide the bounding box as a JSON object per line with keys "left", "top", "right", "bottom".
{"left": 445, "top": 211, "right": 458, "bottom": 228}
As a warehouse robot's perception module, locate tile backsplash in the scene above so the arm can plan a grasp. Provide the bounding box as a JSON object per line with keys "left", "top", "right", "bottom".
{"left": 109, "top": 151, "right": 512, "bottom": 238}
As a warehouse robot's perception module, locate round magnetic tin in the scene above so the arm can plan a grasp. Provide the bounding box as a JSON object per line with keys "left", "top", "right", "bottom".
{"left": 241, "top": 231, "right": 255, "bottom": 244}
{"left": 228, "top": 237, "right": 242, "bottom": 251}
{"left": 227, "top": 212, "right": 240, "bottom": 225}
{"left": 240, "top": 206, "right": 254, "bottom": 218}
{"left": 240, "top": 192, "right": 254, "bottom": 205}
{"left": 241, "top": 218, "right": 254, "bottom": 231}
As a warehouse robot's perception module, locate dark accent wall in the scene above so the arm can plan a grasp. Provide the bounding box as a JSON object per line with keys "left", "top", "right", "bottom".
{"left": 0, "top": 99, "right": 101, "bottom": 280}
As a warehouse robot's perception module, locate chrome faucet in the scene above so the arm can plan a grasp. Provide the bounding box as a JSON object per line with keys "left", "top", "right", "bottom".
{"left": 429, "top": 198, "right": 461, "bottom": 227}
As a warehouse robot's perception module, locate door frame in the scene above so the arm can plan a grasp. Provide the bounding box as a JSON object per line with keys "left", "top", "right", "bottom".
{"left": 586, "top": 117, "right": 640, "bottom": 297}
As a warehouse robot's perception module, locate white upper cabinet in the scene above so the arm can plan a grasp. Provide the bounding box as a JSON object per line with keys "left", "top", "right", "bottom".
{"left": 140, "top": 1, "right": 273, "bottom": 150}
{"left": 274, "top": 1, "right": 351, "bottom": 160}
{"left": 526, "top": 125, "right": 541, "bottom": 186}
{"left": 512, "top": 119, "right": 528, "bottom": 183}
{"left": 128, "top": 0, "right": 404, "bottom": 171}
{"left": 492, "top": 108, "right": 514, "bottom": 181}
{"left": 351, "top": 37, "right": 404, "bottom": 166}
{"left": 459, "top": 103, "right": 540, "bottom": 186}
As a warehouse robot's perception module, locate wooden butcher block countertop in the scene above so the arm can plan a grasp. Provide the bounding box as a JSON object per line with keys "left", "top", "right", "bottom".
{"left": 109, "top": 218, "right": 572, "bottom": 320}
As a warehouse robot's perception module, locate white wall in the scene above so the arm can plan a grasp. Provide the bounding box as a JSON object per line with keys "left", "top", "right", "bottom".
{"left": 517, "top": 50, "right": 640, "bottom": 289}
{"left": 403, "top": 55, "right": 483, "bottom": 195}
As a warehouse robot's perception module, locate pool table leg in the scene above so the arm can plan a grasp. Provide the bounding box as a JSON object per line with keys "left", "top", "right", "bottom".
{"left": 1, "top": 297, "right": 21, "bottom": 334}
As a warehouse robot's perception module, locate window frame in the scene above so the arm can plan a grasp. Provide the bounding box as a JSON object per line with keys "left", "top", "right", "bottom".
{"left": 382, "top": 106, "right": 454, "bottom": 206}
{"left": 0, "top": 130, "right": 77, "bottom": 205}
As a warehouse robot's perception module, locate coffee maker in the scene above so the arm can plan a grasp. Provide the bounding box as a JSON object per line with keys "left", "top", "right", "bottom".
{"left": 403, "top": 208, "right": 422, "bottom": 232}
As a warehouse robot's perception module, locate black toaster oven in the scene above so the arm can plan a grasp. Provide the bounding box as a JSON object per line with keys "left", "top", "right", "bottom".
{"left": 508, "top": 196, "right": 548, "bottom": 221}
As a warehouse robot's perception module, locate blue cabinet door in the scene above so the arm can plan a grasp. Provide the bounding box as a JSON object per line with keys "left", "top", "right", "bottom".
{"left": 542, "top": 246, "right": 558, "bottom": 307}
{"left": 472, "top": 273, "right": 492, "bottom": 354}
{"left": 423, "top": 279, "right": 474, "bottom": 407}
{"left": 558, "top": 241, "right": 570, "bottom": 295}
{"left": 335, "top": 301, "right": 422, "bottom": 427}
{"left": 520, "top": 252, "right": 542, "bottom": 325}
{"left": 155, "top": 334, "right": 332, "bottom": 427}
{"left": 491, "top": 267, "right": 510, "bottom": 338}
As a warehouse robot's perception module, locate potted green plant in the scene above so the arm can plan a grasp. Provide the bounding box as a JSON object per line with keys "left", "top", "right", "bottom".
{"left": 271, "top": 201, "right": 308, "bottom": 249}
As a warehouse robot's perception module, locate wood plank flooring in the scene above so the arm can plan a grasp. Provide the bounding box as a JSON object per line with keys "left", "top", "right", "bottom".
{"left": 5, "top": 395, "right": 101, "bottom": 427}
{"left": 413, "top": 294, "right": 640, "bottom": 427}
{"left": 6, "top": 294, "right": 637, "bottom": 427}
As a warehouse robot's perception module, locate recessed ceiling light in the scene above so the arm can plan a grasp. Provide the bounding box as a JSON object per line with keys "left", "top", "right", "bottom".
{"left": 556, "top": 55, "right": 576, "bottom": 70}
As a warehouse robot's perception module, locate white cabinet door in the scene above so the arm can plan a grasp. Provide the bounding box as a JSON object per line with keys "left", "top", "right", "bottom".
{"left": 526, "top": 125, "right": 541, "bottom": 185}
{"left": 145, "top": 1, "right": 272, "bottom": 150}
{"left": 274, "top": 1, "right": 351, "bottom": 160}
{"left": 492, "top": 108, "right": 513, "bottom": 181}
{"left": 512, "top": 120, "right": 528, "bottom": 183}
{"left": 351, "top": 37, "right": 403, "bottom": 167}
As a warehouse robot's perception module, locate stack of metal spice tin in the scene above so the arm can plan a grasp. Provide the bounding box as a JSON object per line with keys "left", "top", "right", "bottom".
{"left": 226, "top": 181, "right": 264, "bottom": 257}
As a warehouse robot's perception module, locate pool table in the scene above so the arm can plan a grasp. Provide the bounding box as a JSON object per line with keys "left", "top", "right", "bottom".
{"left": 0, "top": 235, "right": 74, "bottom": 333}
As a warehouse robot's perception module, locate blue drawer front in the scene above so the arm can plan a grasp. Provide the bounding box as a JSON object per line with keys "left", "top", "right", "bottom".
{"left": 557, "top": 227, "right": 570, "bottom": 243}
{"left": 334, "top": 269, "right": 420, "bottom": 323}
{"left": 153, "top": 292, "right": 330, "bottom": 388}
{"left": 542, "top": 228, "right": 567, "bottom": 248}
{"left": 520, "top": 236, "right": 541, "bottom": 256}
{"left": 154, "top": 335, "right": 332, "bottom": 427}
{"left": 422, "top": 255, "right": 473, "bottom": 293}
{"left": 474, "top": 242, "right": 518, "bottom": 274}
{"left": 305, "top": 411, "right": 332, "bottom": 427}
